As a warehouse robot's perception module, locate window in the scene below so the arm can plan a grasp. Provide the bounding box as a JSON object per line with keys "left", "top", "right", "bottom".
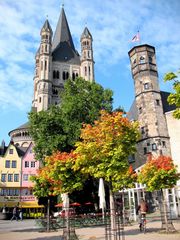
{"left": 89, "top": 66, "right": 91, "bottom": 75}
{"left": 149, "top": 56, "right": 153, "bottom": 63}
{"left": 139, "top": 56, "right": 145, "bottom": 64}
{"left": 8, "top": 174, "right": 13, "bottom": 182}
{"left": 139, "top": 107, "right": 142, "bottom": 114}
{"left": 72, "top": 72, "right": 75, "bottom": 80}
{"left": 25, "top": 161, "right": 29, "bottom": 168}
{"left": 12, "top": 160, "right": 17, "bottom": 168}
{"left": 23, "top": 174, "right": 28, "bottom": 181}
{"left": 144, "top": 83, "right": 149, "bottom": 90}
{"left": 66, "top": 72, "right": 69, "bottom": 79}
{"left": 57, "top": 71, "right": 59, "bottom": 79}
{"left": 14, "top": 174, "right": 19, "bottom": 182}
{"left": 85, "top": 67, "right": 87, "bottom": 76}
{"left": 15, "top": 189, "right": 19, "bottom": 196}
{"left": 53, "top": 70, "right": 56, "bottom": 79}
{"left": 31, "top": 161, "right": 36, "bottom": 168}
{"left": 39, "top": 97, "right": 41, "bottom": 103}
{"left": 1, "top": 174, "right": 6, "bottom": 182}
{"left": 45, "top": 60, "right": 47, "bottom": 70}
{"left": 162, "top": 141, "right": 166, "bottom": 147}
{"left": 152, "top": 143, "right": 157, "bottom": 151}
{"left": 144, "top": 147, "right": 147, "bottom": 155}
{"left": 63, "top": 71, "right": 66, "bottom": 80}
{"left": 156, "top": 99, "right": 160, "bottom": 106}
{"left": 9, "top": 149, "right": 13, "bottom": 154}
{"left": 141, "top": 127, "right": 145, "bottom": 134}
{"left": 41, "top": 61, "right": 43, "bottom": 70}
{"left": 5, "top": 160, "right": 10, "bottom": 168}
{"left": 45, "top": 45, "right": 48, "bottom": 52}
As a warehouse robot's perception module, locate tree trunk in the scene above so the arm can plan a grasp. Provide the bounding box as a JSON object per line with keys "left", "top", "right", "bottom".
{"left": 109, "top": 186, "right": 116, "bottom": 240}
{"left": 160, "top": 189, "right": 176, "bottom": 232}
{"left": 47, "top": 198, "right": 50, "bottom": 232}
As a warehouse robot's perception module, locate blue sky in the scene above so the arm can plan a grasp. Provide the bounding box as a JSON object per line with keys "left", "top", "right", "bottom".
{"left": 0, "top": 0, "right": 180, "bottom": 144}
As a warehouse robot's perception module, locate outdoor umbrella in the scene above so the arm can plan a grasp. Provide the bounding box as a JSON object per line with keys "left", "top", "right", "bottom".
{"left": 98, "top": 178, "right": 106, "bottom": 219}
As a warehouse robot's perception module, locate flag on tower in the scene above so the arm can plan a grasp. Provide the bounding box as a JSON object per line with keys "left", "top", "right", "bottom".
{"left": 131, "top": 31, "right": 140, "bottom": 42}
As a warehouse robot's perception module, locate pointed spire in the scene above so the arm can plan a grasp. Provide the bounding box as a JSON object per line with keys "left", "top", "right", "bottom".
{"left": 52, "top": 7, "right": 75, "bottom": 51}
{"left": 81, "top": 27, "right": 92, "bottom": 40}
{"left": 40, "top": 19, "right": 53, "bottom": 35}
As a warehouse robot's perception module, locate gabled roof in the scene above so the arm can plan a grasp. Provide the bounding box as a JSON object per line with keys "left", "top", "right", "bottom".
{"left": 52, "top": 7, "right": 80, "bottom": 65}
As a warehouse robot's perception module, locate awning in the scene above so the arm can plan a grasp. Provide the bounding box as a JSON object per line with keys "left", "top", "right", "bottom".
{"left": 0, "top": 202, "right": 19, "bottom": 207}
{"left": 19, "top": 201, "right": 44, "bottom": 208}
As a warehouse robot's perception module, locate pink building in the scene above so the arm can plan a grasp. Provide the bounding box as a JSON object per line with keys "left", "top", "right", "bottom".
{"left": 20, "top": 142, "right": 40, "bottom": 207}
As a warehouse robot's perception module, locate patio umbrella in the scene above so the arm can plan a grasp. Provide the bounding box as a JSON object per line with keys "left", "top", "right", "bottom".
{"left": 61, "top": 193, "right": 69, "bottom": 209}
{"left": 84, "top": 202, "right": 93, "bottom": 205}
{"left": 55, "top": 203, "right": 63, "bottom": 207}
{"left": 70, "top": 202, "right": 81, "bottom": 206}
{"left": 98, "top": 178, "right": 106, "bottom": 219}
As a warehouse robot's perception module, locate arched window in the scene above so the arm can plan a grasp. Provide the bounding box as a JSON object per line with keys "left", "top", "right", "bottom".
{"left": 45, "top": 60, "right": 47, "bottom": 71}
{"left": 85, "top": 66, "right": 87, "bottom": 76}
{"left": 152, "top": 143, "right": 157, "bottom": 151}
{"left": 53, "top": 70, "right": 56, "bottom": 79}
{"left": 41, "top": 61, "right": 43, "bottom": 71}
{"left": 66, "top": 72, "right": 69, "bottom": 79}
{"left": 56, "top": 71, "right": 59, "bottom": 79}
{"left": 72, "top": 72, "right": 75, "bottom": 80}
{"left": 45, "top": 45, "right": 48, "bottom": 52}
{"left": 76, "top": 73, "right": 78, "bottom": 77}
{"left": 88, "top": 51, "right": 90, "bottom": 58}
{"left": 63, "top": 71, "right": 66, "bottom": 80}
{"left": 39, "top": 97, "right": 41, "bottom": 103}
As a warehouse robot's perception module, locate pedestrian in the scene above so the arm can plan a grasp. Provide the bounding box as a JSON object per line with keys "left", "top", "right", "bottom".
{"left": 11, "top": 206, "right": 18, "bottom": 221}
{"left": 19, "top": 208, "right": 23, "bottom": 221}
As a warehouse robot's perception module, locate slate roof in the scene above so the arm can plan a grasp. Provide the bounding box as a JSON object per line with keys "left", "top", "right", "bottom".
{"left": 127, "top": 91, "right": 176, "bottom": 121}
{"left": 81, "top": 27, "right": 92, "bottom": 40}
{"left": 8, "top": 122, "right": 29, "bottom": 136}
{"left": 41, "top": 19, "right": 53, "bottom": 34}
{"left": 52, "top": 7, "right": 80, "bottom": 65}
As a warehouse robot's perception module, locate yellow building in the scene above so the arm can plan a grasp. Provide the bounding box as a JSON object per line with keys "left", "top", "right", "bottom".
{"left": 0, "top": 142, "right": 25, "bottom": 207}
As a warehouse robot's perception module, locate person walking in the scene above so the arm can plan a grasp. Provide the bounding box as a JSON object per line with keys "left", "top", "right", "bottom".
{"left": 11, "top": 206, "right": 18, "bottom": 221}
{"left": 19, "top": 208, "right": 23, "bottom": 221}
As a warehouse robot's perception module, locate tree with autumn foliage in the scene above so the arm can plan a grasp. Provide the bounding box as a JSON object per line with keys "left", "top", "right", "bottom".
{"left": 138, "top": 155, "right": 179, "bottom": 232}
{"left": 31, "top": 151, "right": 85, "bottom": 199}
{"left": 74, "top": 110, "right": 139, "bottom": 236}
{"left": 138, "top": 155, "right": 179, "bottom": 191}
{"left": 74, "top": 110, "right": 139, "bottom": 191}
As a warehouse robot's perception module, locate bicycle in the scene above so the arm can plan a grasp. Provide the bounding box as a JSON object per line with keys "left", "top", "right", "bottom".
{"left": 139, "top": 212, "right": 146, "bottom": 233}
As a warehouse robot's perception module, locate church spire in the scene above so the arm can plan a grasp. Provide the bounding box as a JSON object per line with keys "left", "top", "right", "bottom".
{"left": 52, "top": 7, "right": 75, "bottom": 51}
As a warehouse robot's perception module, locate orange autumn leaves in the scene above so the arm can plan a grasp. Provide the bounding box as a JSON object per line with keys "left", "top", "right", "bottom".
{"left": 138, "top": 155, "right": 179, "bottom": 191}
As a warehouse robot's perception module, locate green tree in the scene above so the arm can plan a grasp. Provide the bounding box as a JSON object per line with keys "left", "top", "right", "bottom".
{"left": 29, "top": 77, "right": 113, "bottom": 161}
{"left": 164, "top": 70, "right": 180, "bottom": 119}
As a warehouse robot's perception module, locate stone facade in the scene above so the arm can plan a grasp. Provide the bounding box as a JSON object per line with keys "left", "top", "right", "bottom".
{"left": 128, "top": 44, "right": 171, "bottom": 168}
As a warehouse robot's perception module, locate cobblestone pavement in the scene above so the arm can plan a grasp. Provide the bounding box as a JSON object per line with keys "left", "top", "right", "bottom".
{"left": 0, "top": 218, "right": 180, "bottom": 240}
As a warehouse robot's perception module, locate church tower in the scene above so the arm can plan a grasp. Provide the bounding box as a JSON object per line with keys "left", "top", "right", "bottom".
{"left": 32, "top": 6, "right": 95, "bottom": 112}
{"left": 80, "top": 27, "right": 94, "bottom": 82}
{"left": 33, "top": 19, "right": 53, "bottom": 112}
{"left": 128, "top": 44, "right": 171, "bottom": 167}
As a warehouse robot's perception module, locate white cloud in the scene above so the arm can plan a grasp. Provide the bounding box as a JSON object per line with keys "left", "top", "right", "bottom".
{"left": 0, "top": 0, "right": 179, "bottom": 113}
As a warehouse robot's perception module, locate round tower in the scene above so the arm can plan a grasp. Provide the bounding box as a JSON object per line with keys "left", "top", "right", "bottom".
{"left": 37, "top": 19, "right": 53, "bottom": 111}
{"left": 128, "top": 44, "right": 171, "bottom": 166}
{"left": 80, "top": 27, "right": 94, "bottom": 82}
